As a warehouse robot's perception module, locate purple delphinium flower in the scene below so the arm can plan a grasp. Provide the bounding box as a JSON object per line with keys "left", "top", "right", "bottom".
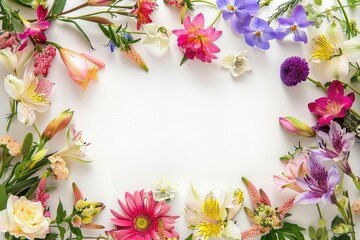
{"left": 295, "top": 153, "right": 341, "bottom": 204}
{"left": 276, "top": 5, "right": 313, "bottom": 43}
{"left": 243, "top": 17, "right": 276, "bottom": 50}
{"left": 312, "top": 121, "right": 355, "bottom": 175}
{"left": 216, "top": 0, "right": 259, "bottom": 33}
{"left": 280, "top": 56, "right": 309, "bottom": 86}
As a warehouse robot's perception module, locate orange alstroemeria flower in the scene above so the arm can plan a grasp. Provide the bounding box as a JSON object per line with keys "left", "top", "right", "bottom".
{"left": 59, "top": 48, "right": 105, "bottom": 90}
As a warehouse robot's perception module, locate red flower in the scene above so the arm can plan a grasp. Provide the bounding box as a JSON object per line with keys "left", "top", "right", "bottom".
{"left": 308, "top": 80, "right": 355, "bottom": 126}
{"left": 131, "top": 0, "right": 158, "bottom": 30}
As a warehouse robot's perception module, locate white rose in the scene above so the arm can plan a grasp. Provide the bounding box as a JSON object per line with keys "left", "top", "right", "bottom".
{"left": 0, "top": 195, "right": 50, "bottom": 240}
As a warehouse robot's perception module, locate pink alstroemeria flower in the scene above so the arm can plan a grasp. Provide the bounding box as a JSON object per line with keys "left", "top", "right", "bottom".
{"left": 59, "top": 48, "right": 105, "bottom": 90}
{"left": 173, "top": 13, "right": 222, "bottom": 63}
{"left": 131, "top": 0, "right": 158, "bottom": 30}
{"left": 273, "top": 154, "right": 308, "bottom": 193}
{"left": 308, "top": 80, "right": 355, "bottom": 126}
{"left": 18, "top": 5, "right": 51, "bottom": 51}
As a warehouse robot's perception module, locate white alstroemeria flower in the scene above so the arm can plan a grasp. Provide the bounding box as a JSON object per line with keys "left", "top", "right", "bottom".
{"left": 222, "top": 220, "right": 241, "bottom": 240}
{"left": 221, "top": 51, "right": 252, "bottom": 77}
{"left": 54, "top": 125, "right": 90, "bottom": 163}
{"left": 143, "top": 23, "right": 172, "bottom": 50}
{"left": 311, "top": 20, "right": 360, "bottom": 80}
{"left": 152, "top": 178, "right": 178, "bottom": 201}
{"left": 4, "top": 73, "right": 54, "bottom": 126}
{"left": 0, "top": 45, "right": 33, "bottom": 78}
{"left": 219, "top": 187, "right": 244, "bottom": 220}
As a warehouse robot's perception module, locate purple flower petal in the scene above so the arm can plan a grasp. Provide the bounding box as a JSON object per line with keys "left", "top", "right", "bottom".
{"left": 276, "top": 27, "right": 291, "bottom": 41}
{"left": 291, "top": 5, "right": 307, "bottom": 23}
{"left": 277, "top": 17, "right": 295, "bottom": 26}
{"left": 293, "top": 29, "right": 308, "bottom": 43}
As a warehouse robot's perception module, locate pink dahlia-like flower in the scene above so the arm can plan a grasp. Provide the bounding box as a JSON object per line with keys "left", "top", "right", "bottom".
{"left": 308, "top": 80, "right": 355, "bottom": 126}
{"left": 109, "top": 190, "right": 179, "bottom": 240}
{"left": 173, "top": 13, "right": 222, "bottom": 63}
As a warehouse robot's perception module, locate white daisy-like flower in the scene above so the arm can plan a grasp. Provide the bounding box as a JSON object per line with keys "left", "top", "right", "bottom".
{"left": 221, "top": 51, "right": 252, "bottom": 77}
{"left": 142, "top": 23, "right": 172, "bottom": 50}
{"left": 152, "top": 178, "right": 178, "bottom": 201}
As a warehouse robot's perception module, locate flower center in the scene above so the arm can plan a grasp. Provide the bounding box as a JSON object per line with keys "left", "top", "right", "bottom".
{"left": 134, "top": 215, "right": 150, "bottom": 231}
{"left": 234, "top": 57, "right": 245, "bottom": 69}
{"left": 254, "top": 204, "right": 283, "bottom": 229}
{"left": 255, "top": 31, "right": 262, "bottom": 37}
{"left": 227, "top": 4, "right": 236, "bottom": 12}
{"left": 290, "top": 25, "right": 297, "bottom": 31}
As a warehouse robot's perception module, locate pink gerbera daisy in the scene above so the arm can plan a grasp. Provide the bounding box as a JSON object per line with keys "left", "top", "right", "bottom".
{"left": 109, "top": 190, "right": 179, "bottom": 240}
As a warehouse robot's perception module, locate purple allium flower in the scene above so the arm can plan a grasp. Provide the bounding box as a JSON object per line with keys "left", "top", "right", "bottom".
{"left": 295, "top": 153, "right": 341, "bottom": 204}
{"left": 276, "top": 5, "right": 313, "bottom": 43}
{"left": 280, "top": 56, "right": 309, "bottom": 86}
{"left": 242, "top": 17, "right": 276, "bottom": 50}
{"left": 216, "top": 0, "right": 259, "bottom": 33}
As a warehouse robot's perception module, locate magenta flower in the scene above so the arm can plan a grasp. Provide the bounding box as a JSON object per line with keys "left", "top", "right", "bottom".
{"left": 295, "top": 153, "right": 341, "bottom": 204}
{"left": 173, "top": 13, "right": 222, "bottom": 63}
{"left": 280, "top": 56, "right": 309, "bottom": 87}
{"left": 276, "top": 5, "right": 313, "bottom": 43}
{"left": 308, "top": 80, "right": 355, "bottom": 126}
{"left": 109, "top": 190, "right": 179, "bottom": 239}
{"left": 18, "top": 5, "right": 51, "bottom": 50}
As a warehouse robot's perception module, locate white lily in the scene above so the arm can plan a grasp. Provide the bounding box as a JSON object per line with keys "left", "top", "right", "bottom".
{"left": 0, "top": 45, "right": 32, "bottom": 78}
{"left": 311, "top": 20, "right": 360, "bottom": 80}
{"left": 221, "top": 51, "right": 252, "bottom": 77}
{"left": 54, "top": 125, "right": 90, "bottom": 163}
{"left": 4, "top": 72, "right": 54, "bottom": 126}
{"left": 143, "top": 23, "right": 172, "bottom": 50}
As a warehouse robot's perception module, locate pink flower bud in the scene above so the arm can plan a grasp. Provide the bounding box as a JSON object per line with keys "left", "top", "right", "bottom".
{"left": 42, "top": 109, "right": 74, "bottom": 142}
{"left": 279, "top": 116, "right": 315, "bottom": 137}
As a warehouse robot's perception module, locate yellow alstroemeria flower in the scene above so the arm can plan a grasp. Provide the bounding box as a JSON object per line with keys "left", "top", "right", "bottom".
{"left": 311, "top": 20, "right": 360, "bottom": 80}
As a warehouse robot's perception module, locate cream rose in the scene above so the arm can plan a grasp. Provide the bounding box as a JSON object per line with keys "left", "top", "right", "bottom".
{"left": 0, "top": 195, "right": 50, "bottom": 239}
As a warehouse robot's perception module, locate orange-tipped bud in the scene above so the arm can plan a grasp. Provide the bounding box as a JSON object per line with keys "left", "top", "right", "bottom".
{"left": 42, "top": 109, "right": 73, "bottom": 142}
{"left": 121, "top": 46, "right": 149, "bottom": 72}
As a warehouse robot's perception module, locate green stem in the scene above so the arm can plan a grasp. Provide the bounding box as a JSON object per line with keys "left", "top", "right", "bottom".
{"left": 126, "top": 31, "right": 146, "bottom": 35}
{"left": 65, "top": 10, "right": 131, "bottom": 19}
{"left": 33, "top": 124, "right": 42, "bottom": 141}
{"left": 45, "top": 41, "right": 62, "bottom": 50}
{"left": 209, "top": 10, "right": 222, "bottom": 27}
{"left": 108, "top": 5, "right": 133, "bottom": 9}
{"left": 306, "top": 77, "right": 327, "bottom": 91}
{"left": 345, "top": 191, "right": 356, "bottom": 240}
{"left": 316, "top": 203, "right": 323, "bottom": 219}
{"left": 191, "top": 0, "right": 218, "bottom": 8}
{"left": 339, "top": 80, "right": 360, "bottom": 96}
{"left": 6, "top": 99, "right": 17, "bottom": 132}
{"left": 57, "top": 3, "right": 88, "bottom": 16}
{"left": 336, "top": 0, "right": 352, "bottom": 39}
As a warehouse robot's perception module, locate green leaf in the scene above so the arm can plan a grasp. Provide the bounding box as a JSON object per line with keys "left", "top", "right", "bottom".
{"left": 21, "top": 133, "right": 33, "bottom": 157}
{"left": 58, "top": 225, "right": 66, "bottom": 240}
{"left": 185, "top": 234, "right": 193, "bottom": 240}
{"left": 183, "top": 0, "right": 195, "bottom": 11}
{"left": 180, "top": 55, "right": 188, "bottom": 66}
{"left": 0, "top": 185, "right": 7, "bottom": 211}
{"left": 314, "top": 0, "right": 322, "bottom": 5}
{"left": 12, "top": 17, "right": 25, "bottom": 32}
{"left": 10, "top": 0, "right": 33, "bottom": 7}
{"left": 98, "top": 24, "right": 111, "bottom": 39}
{"left": 37, "top": 233, "right": 58, "bottom": 240}
{"left": 48, "top": 0, "right": 67, "bottom": 20}
{"left": 59, "top": 19, "right": 95, "bottom": 50}
{"left": 56, "top": 199, "right": 67, "bottom": 223}
{"left": 7, "top": 177, "right": 39, "bottom": 194}
{"left": 69, "top": 225, "right": 83, "bottom": 239}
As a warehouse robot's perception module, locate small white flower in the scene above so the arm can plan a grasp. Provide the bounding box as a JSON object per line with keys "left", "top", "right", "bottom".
{"left": 221, "top": 51, "right": 252, "bottom": 77}
{"left": 152, "top": 178, "right": 178, "bottom": 201}
{"left": 222, "top": 220, "right": 241, "bottom": 240}
{"left": 143, "top": 23, "right": 172, "bottom": 50}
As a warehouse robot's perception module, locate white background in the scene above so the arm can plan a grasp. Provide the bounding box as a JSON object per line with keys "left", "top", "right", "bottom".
{"left": 1, "top": 0, "right": 360, "bottom": 239}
